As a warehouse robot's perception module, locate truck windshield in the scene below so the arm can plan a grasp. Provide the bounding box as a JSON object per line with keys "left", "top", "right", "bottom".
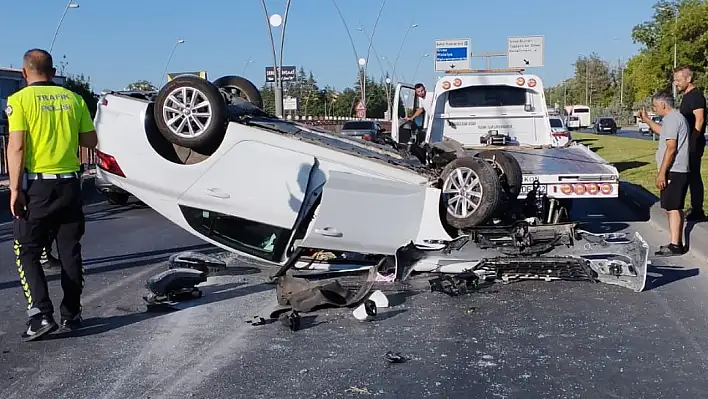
{"left": 448, "top": 85, "right": 527, "bottom": 108}
{"left": 550, "top": 119, "right": 563, "bottom": 128}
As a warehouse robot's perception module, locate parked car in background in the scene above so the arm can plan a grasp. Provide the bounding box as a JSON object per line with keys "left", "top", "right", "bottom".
{"left": 639, "top": 115, "right": 662, "bottom": 136}
{"left": 594, "top": 117, "right": 618, "bottom": 134}
{"left": 340, "top": 120, "right": 385, "bottom": 142}
{"left": 549, "top": 116, "right": 571, "bottom": 146}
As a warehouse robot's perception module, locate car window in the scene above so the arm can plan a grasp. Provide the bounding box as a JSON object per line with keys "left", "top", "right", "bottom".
{"left": 180, "top": 206, "right": 288, "bottom": 262}
{"left": 573, "top": 108, "right": 589, "bottom": 113}
{"left": 447, "top": 85, "right": 527, "bottom": 108}
{"left": 549, "top": 118, "right": 563, "bottom": 128}
{"left": 342, "top": 121, "right": 375, "bottom": 130}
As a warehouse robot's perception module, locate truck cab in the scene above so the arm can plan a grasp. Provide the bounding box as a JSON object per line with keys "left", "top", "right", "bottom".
{"left": 390, "top": 70, "right": 555, "bottom": 148}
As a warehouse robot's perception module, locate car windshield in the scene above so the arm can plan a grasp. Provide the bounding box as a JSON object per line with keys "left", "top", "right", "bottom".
{"left": 342, "top": 121, "right": 375, "bottom": 130}
{"left": 550, "top": 119, "right": 563, "bottom": 128}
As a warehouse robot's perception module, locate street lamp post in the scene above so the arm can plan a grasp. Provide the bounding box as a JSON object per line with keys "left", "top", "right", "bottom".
{"left": 388, "top": 23, "right": 418, "bottom": 119}
{"left": 412, "top": 53, "right": 429, "bottom": 82}
{"left": 658, "top": 5, "right": 679, "bottom": 98}
{"left": 360, "top": 0, "right": 388, "bottom": 99}
{"left": 242, "top": 58, "right": 254, "bottom": 75}
{"left": 160, "top": 39, "right": 185, "bottom": 85}
{"left": 331, "top": 0, "right": 368, "bottom": 117}
{"left": 260, "top": 0, "right": 291, "bottom": 118}
{"left": 49, "top": 1, "right": 79, "bottom": 53}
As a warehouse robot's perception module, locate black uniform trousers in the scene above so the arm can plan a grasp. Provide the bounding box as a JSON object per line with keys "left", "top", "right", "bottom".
{"left": 13, "top": 175, "right": 85, "bottom": 320}
{"left": 688, "top": 136, "right": 705, "bottom": 212}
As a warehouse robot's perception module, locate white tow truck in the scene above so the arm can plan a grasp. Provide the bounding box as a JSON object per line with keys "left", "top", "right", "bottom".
{"left": 91, "top": 74, "right": 648, "bottom": 298}
{"left": 390, "top": 70, "right": 619, "bottom": 223}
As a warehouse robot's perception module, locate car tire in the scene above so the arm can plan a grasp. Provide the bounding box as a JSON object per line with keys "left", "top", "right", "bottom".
{"left": 475, "top": 150, "right": 523, "bottom": 198}
{"left": 154, "top": 75, "right": 228, "bottom": 153}
{"left": 106, "top": 192, "right": 130, "bottom": 206}
{"left": 439, "top": 157, "right": 502, "bottom": 229}
{"left": 212, "top": 75, "right": 264, "bottom": 109}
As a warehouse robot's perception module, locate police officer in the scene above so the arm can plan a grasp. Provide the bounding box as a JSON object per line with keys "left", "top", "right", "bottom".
{"left": 5, "top": 48, "right": 98, "bottom": 341}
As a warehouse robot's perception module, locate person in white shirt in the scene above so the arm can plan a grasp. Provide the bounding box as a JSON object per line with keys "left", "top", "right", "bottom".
{"left": 406, "top": 83, "right": 433, "bottom": 127}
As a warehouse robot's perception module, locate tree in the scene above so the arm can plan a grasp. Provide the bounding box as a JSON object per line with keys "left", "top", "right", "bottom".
{"left": 63, "top": 74, "right": 98, "bottom": 118}
{"left": 545, "top": 0, "right": 708, "bottom": 113}
{"left": 125, "top": 80, "right": 157, "bottom": 91}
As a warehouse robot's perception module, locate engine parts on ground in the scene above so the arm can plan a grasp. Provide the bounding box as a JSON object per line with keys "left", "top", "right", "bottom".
{"left": 168, "top": 251, "right": 226, "bottom": 275}
{"left": 143, "top": 268, "right": 206, "bottom": 307}
{"left": 429, "top": 273, "right": 480, "bottom": 297}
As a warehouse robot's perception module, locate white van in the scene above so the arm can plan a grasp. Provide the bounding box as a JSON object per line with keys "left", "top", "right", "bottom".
{"left": 567, "top": 105, "right": 591, "bottom": 129}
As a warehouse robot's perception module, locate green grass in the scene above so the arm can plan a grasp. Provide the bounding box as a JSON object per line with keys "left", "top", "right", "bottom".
{"left": 572, "top": 132, "right": 708, "bottom": 208}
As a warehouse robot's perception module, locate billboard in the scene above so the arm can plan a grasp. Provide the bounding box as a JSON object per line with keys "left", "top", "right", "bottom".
{"left": 265, "top": 66, "right": 297, "bottom": 83}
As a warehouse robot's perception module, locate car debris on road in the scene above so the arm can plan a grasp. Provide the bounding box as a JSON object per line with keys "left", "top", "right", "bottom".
{"left": 91, "top": 74, "right": 654, "bottom": 331}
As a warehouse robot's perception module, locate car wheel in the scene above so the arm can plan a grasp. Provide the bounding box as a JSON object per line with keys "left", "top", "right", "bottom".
{"left": 475, "top": 150, "right": 522, "bottom": 198}
{"left": 106, "top": 192, "right": 130, "bottom": 206}
{"left": 439, "top": 157, "right": 502, "bottom": 229}
{"left": 154, "top": 75, "right": 228, "bottom": 153}
{"left": 212, "top": 75, "right": 263, "bottom": 109}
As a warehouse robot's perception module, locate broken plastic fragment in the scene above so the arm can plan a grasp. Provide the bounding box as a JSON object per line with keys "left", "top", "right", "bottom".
{"left": 353, "top": 299, "right": 377, "bottom": 321}
{"left": 384, "top": 351, "right": 406, "bottom": 363}
{"left": 368, "top": 290, "right": 389, "bottom": 308}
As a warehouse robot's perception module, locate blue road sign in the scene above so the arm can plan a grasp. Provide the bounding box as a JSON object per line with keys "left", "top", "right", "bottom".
{"left": 435, "top": 38, "right": 471, "bottom": 71}
{"left": 436, "top": 47, "right": 468, "bottom": 61}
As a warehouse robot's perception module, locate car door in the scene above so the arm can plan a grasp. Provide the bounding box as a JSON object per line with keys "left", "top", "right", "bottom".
{"left": 177, "top": 137, "right": 317, "bottom": 262}
{"left": 300, "top": 171, "right": 427, "bottom": 256}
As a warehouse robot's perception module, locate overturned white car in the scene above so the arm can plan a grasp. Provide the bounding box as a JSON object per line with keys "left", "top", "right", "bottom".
{"left": 93, "top": 75, "right": 648, "bottom": 292}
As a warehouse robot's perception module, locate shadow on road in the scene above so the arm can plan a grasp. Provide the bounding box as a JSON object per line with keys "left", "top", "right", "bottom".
{"left": 0, "top": 244, "right": 228, "bottom": 292}
{"left": 644, "top": 264, "right": 700, "bottom": 291}
{"left": 589, "top": 146, "right": 603, "bottom": 153}
{"left": 45, "top": 281, "right": 273, "bottom": 339}
{"left": 613, "top": 161, "right": 650, "bottom": 173}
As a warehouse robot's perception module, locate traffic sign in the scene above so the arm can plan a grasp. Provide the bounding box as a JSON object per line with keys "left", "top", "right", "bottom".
{"left": 355, "top": 99, "right": 366, "bottom": 118}
{"left": 435, "top": 39, "right": 471, "bottom": 72}
{"left": 507, "top": 36, "right": 544, "bottom": 68}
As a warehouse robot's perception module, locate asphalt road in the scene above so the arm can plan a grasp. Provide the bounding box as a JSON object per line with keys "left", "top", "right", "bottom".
{"left": 1, "top": 197, "right": 708, "bottom": 398}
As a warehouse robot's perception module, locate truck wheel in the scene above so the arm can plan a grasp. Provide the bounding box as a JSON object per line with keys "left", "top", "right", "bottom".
{"left": 154, "top": 75, "right": 228, "bottom": 153}
{"left": 476, "top": 150, "right": 522, "bottom": 198}
{"left": 212, "top": 75, "right": 263, "bottom": 109}
{"left": 439, "top": 157, "right": 502, "bottom": 229}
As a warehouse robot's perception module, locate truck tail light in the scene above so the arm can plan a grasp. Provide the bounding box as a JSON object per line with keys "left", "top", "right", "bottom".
{"left": 600, "top": 183, "right": 613, "bottom": 194}
{"left": 362, "top": 134, "right": 372, "bottom": 141}
{"left": 95, "top": 149, "right": 125, "bottom": 177}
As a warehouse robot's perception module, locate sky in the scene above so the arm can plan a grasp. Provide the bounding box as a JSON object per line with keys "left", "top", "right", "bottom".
{"left": 0, "top": 0, "right": 659, "bottom": 93}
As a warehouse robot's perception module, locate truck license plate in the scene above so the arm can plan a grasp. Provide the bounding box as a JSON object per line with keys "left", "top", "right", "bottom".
{"left": 520, "top": 184, "right": 547, "bottom": 195}
{"left": 520, "top": 175, "right": 546, "bottom": 195}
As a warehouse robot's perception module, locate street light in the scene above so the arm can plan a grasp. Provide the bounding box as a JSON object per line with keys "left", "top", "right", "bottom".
{"left": 260, "top": 0, "right": 292, "bottom": 118}
{"left": 389, "top": 23, "right": 418, "bottom": 118}
{"left": 658, "top": 5, "right": 679, "bottom": 99}
{"left": 160, "top": 39, "right": 185, "bottom": 85}
{"left": 412, "top": 53, "right": 429, "bottom": 82}
{"left": 331, "top": 0, "right": 368, "bottom": 117}
{"left": 49, "top": 1, "right": 79, "bottom": 53}
{"left": 357, "top": 25, "right": 395, "bottom": 119}
{"left": 242, "top": 58, "right": 254, "bottom": 75}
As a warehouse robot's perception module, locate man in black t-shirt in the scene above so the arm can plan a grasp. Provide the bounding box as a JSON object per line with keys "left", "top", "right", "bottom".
{"left": 674, "top": 66, "right": 707, "bottom": 221}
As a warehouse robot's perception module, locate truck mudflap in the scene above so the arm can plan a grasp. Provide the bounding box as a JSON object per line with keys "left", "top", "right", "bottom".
{"left": 394, "top": 223, "right": 649, "bottom": 292}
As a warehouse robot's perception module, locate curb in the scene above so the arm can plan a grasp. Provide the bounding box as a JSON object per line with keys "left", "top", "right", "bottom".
{"left": 618, "top": 180, "right": 708, "bottom": 261}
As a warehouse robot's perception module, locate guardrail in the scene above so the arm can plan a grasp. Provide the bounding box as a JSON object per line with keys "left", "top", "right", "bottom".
{"left": 0, "top": 135, "right": 97, "bottom": 181}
